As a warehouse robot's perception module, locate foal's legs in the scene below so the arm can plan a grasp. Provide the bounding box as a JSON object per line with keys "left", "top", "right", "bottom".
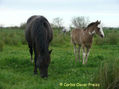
{"left": 82, "top": 47, "right": 86, "bottom": 64}
{"left": 85, "top": 48, "right": 90, "bottom": 64}
{"left": 78, "top": 45, "right": 81, "bottom": 62}
{"left": 73, "top": 44, "right": 77, "bottom": 63}
{"left": 28, "top": 44, "right": 33, "bottom": 63}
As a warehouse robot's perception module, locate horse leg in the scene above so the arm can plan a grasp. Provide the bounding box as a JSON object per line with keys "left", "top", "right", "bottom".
{"left": 34, "top": 47, "right": 38, "bottom": 74}
{"left": 82, "top": 47, "right": 86, "bottom": 64}
{"left": 73, "top": 44, "right": 77, "bottom": 63}
{"left": 28, "top": 44, "right": 33, "bottom": 63}
{"left": 85, "top": 48, "right": 90, "bottom": 64}
{"left": 78, "top": 45, "right": 81, "bottom": 62}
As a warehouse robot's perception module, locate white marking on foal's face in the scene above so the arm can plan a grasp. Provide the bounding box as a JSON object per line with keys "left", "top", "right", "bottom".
{"left": 98, "top": 24, "right": 104, "bottom": 37}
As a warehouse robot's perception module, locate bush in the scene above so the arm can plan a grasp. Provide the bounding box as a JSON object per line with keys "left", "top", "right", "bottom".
{"left": 20, "top": 23, "right": 26, "bottom": 29}
{"left": 92, "top": 59, "right": 119, "bottom": 89}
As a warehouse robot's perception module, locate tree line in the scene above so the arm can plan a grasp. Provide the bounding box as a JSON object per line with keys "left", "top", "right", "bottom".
{"left": 19, "top": 16, "right": 90, "bottom": 31}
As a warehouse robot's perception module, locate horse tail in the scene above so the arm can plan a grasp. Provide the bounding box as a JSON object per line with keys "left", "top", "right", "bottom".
{"left": 41, "top": 17, "right": 53, "bottom": 43}
{"left": 32, "top": 17, "right": 48, "bottom": 54}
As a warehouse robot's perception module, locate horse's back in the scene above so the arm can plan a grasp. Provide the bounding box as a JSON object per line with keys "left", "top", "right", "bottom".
{"left": 25, "top": 15, "right": 53, "bottom": 45}
{"left": 71, "top": 29, "right": 83, "bottom": 45}
{"left": 25, "top": 15, "right": 37, "bottom": 43}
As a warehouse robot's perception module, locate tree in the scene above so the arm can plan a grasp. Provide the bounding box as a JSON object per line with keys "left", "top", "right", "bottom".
{"left": 71, "top": 16, "right": 89, "bottom": 29}
{"left": 0, "top": 24, "right": 4, "bottom": 29}
{"left": 20, "top": 22, "right": 26, "bottom": 29}
{"left": 52, "top": 17, "right": 63, "bottom": 29}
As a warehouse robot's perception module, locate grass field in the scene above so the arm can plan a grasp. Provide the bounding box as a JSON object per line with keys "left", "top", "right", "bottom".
{"left": 0, "top": 28, "right": 119, "bottom": 89}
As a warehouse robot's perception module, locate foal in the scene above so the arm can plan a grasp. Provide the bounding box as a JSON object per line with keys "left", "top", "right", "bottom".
{"left": 71, "top": 20, "right": 104, "bottom": 64}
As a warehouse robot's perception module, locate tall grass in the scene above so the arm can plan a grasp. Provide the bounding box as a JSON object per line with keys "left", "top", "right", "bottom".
{"left": 0, "top": 28, "right": 119, "bottom": 89}
{"left": 0, "top": 40, "right": 4, "bottom": 52}
{"left": 0, "top": 28, "right": 27, "bottom": 47}
{"left": 92, "top": 59, "right": 119, "bottom": 89}
{"left": 50, "top": 30, "right": 70, "bottom": 47}
{"left": 0, "top": 28, "right": 70, "bottom": 47}
{"left": 94, "top": 31, "right": 119, "bottom": 45}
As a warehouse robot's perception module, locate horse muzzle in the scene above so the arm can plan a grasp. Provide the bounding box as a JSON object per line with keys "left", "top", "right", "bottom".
{"left": 100, "top": 34, "right": 104, "bottom": 38}
{"left": 40, "top": 68, "right": 48, "bottom": 78}
{"left": 40, "top": 73, "right": 48, "bottom": 78}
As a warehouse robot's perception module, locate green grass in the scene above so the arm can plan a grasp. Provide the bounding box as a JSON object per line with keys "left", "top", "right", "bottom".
{"left": 0, "top": 28, "right": 119, "bottom": 89}
{"left": 92, "top": 59, "right": 119, "bottom": 89}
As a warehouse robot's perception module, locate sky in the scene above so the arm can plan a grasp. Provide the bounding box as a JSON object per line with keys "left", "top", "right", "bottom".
{"left": 0, "top": 0, "right": 119, "bottom": 27}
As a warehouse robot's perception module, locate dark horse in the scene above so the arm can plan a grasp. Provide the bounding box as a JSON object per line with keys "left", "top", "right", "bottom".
{"left": 25, "top": 15, "right": 53, "bottom": 78}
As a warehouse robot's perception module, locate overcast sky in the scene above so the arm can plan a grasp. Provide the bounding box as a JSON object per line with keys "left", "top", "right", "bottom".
{"left": 0, "top": 0, "right": 119, "bottom": 27}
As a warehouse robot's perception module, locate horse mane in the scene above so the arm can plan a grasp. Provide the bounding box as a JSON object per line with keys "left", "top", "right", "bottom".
{"left": 87, "top": 22, "right": 96, "bottom": 28}
{"left": 32, "top": 16, "right": 49, "bottom": 55}
{"left": 84, "top": 22, "right": 96, "bottom": 30}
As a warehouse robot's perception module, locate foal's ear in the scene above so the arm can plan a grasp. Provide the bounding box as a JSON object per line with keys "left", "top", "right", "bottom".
{"left": 96, "top": 20, "right": 100, "bottom": 25}
{"left": 99, "top": 20, "right": 101, "bottom": 23}
{"left": 49, "top": 49, "right": 52, "bottom": 54}
{"left": 96, "top": 20, "right": 99, "bottom": 23}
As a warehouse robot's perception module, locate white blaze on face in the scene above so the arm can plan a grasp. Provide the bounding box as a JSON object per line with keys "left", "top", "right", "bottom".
{"left": 98, "top": 24, "right": 104, "bottom": 37}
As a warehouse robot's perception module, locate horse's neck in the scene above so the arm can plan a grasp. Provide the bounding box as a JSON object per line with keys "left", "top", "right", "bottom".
{"left": 87, "top": 26, "right": 94, "bottom": 31}
{"left": 83, "top": 28, "right": 94, "bottom": 40}
{"left": 86, "top": 26, "right": 95, "bottom": 36}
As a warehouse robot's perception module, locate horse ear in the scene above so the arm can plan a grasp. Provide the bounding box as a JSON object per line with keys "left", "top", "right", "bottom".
{"left": 99, "top": 20, "right": 101, "bottom": 24}
{"left": 49, "top": 49, "right": 52, "bottom": 54}
{"left": 96, "top": 20, "right": 100, "bottom": 25}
